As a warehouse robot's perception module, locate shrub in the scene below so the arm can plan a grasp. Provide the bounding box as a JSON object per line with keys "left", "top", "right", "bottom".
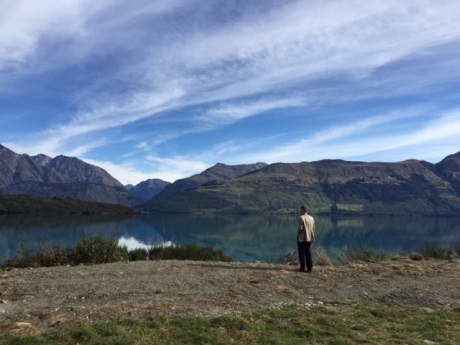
{"left": 128, "top": 248, "right": 148, "bottom": 261}
{"left": 272, "top": 251, "right": 297, "bottom": 264}
{"left": 68, "top": 236, "right": 129, "bottom": 265}
{"left": 149, "top": 243, "right": 233, "bottom": 262}
{"left": 1, "top": 240, "right": 68, "bottom": 269}
{"left": 421, "top": 242, "right": 446, "bottom": 259}
{"left": 313, "top": 246, "right": 333, "bottom": 266}
{"left": 1, "top": 236, "right": 129, "bottom": 269}
{"left": 339, "top": 246, "right": 389, "bottom": 264}
{"left": 420, "top": 242, "right": 460, "bottom": 259}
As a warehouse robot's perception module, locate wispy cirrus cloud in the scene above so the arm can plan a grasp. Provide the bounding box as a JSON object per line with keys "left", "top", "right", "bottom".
{"left": 2, "top": 1, "right": 460, "bottom": 183}
{"left": 235, "top": 108, "right": 460, "bottom": 164}
{"left": 197, "top": 97, "right": 306, "bottom": 128}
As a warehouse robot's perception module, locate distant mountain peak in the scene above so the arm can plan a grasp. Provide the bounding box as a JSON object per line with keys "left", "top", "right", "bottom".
{"left": 156, "top": 162, "right": 268, "bottom": 198}
{"left": 128, "top": 178, "right": 171, "bottom": 200}
{"left": 0, "top": 144, "right": 130, "bottom": 205}
{"left": 31, "top": 154, "right": 52, "bottom": 166}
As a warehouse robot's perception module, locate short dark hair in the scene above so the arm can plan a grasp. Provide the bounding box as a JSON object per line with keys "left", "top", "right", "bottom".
{"left": 300, "top": 206, "right": 306, "bottom": 211}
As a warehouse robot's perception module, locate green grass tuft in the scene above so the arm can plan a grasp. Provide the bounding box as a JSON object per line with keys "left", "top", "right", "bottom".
{"left": 420, "top": 242, "right": 460, "bottom": 259}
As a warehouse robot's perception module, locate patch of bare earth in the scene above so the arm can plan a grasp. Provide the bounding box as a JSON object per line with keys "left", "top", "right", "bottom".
{"left": 0, "top": 258, "right": 459, "bottom": 334}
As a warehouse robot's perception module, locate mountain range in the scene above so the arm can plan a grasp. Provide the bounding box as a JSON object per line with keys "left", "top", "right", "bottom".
{"left": 0, "top": 144, "right": 265, "bottom": 207}
{"left": 141, "top": 152, "right": 460, "bottom": 216}
{"left": 0, "top": 144, "right": 142, "bottom": 206}
{"left": 156, "top": 162, "right": 267, "bottom": 198}
{"left": 2, "top": 143, "right": 460, "bottom": 216}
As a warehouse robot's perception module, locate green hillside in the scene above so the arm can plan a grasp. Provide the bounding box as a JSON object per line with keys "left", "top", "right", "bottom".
{"left": 141, "top": 155, "right": 460, "bottom": 216}
{"left": 0, "top": 192, "right": 139, "bottom": 214}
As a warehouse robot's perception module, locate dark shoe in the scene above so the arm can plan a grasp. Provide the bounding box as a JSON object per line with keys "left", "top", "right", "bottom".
{"left": 306, "top": 270, "right": 312, "bottom": 273}
{"left": 296, "top": 268, "right": 306, "bottom": 272}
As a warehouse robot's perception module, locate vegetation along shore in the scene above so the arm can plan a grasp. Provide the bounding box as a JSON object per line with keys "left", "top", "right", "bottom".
{"left": 0, "top": 193, "right": 139, "bottom": 215}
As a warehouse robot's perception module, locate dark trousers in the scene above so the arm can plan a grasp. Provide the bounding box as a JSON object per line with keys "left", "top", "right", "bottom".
{"left": 297, "top": 241, "right": 313, "bottom": 272}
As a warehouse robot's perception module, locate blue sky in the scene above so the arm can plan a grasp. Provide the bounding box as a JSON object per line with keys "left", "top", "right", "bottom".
{"left": 1, "top": 0, "right": 460, "bottom": 184}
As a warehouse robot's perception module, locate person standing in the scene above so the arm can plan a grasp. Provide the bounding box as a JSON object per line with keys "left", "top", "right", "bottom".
{"left": 297, "top": 205, "right": 315, "bottom": 272}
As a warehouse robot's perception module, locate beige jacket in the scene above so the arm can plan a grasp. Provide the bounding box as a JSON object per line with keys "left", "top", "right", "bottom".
{"left": 297, "top": 214, "right": 315, "bottom": 242}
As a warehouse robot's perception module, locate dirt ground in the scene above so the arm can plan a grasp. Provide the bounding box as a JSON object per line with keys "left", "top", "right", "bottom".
{"left": 0, "top": 258, "right": 459, "bottom": 334}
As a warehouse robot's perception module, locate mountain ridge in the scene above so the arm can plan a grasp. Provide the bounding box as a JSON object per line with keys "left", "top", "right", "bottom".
{"left": 0, "top": 145, "right": 135, "bottom": 206}
{"left": 128, "top": 178, "right": 171, "bottom": 199}
{"left": 156, "top": 162, "right": 267, "bottom": 198}
{"left": 141, "top": 152, "right": 460, "bottom": 216}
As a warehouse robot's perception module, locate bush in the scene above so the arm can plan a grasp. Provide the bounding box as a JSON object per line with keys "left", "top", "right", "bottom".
{"left": 1, "top": 239, "right": 233, "bottom": 269}
{"left": 1, "top": 240, "right": 68, "bottom": 269}
{"left": 128, "top": 248, "right": 148, "bottom": 261}
{"left": 68, "top": 236, "right": 129, "bottom": 265}
{"left": 421, "top": 242, "right": 460, "bottom": 259}
{"left": 1, "top": 236, "right": 129, "bottom": 269}
{"left": 149, "top": 243, "right": 233, "bottom": 262}
{"left": 272, "top": 251, "right": 297, "bottom": 264}
{"left": 339, "top": 246, "right": 389, "bottom": 264}
{"left": 313, "top": 246, "right": 333, "bottom": 266}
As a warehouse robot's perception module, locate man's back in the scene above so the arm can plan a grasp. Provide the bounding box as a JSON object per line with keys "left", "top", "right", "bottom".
{"left": 298, "top": 214, "right": 315, "bottom": 242}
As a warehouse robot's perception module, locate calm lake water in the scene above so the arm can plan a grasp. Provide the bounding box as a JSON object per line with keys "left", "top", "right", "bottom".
{"left": 1, "top": 214, "right": 459, "bottom": 263}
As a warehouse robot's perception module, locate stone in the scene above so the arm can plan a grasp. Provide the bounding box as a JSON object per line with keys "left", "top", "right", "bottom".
{"left": 0, "top": 308, "right": 6, "bottom": 314}
{"left": 408, "top": 252, "right": 423, "bottom": 261}
{"left": 13, "top": 322, "right": 32, "bottom": 329}
{"left": 424, "top": 340, "right": 438, "bottom": 345}
{"left": 421, "top": 307, "right": 435, "bottom": 313}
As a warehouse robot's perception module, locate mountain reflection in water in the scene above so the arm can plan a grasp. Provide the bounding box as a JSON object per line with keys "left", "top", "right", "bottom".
{"left": 0, "top": 214, "right": 459, "bottom": 263}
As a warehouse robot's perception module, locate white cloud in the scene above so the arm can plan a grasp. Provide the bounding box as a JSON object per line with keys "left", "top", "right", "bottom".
{"left": 236, "top": 108, "right": 460, "bottom": 164}
{"left": 7, "top": 1, "right": 460, "bottom": 142}
{"left": 82, "top": 158, "right": 160, "bottom": 185}
{"left": 2, "top": 0, "right": 460, "bottom": 174}
{"left": 145, "top": 156, "right": 209, "bottom": 181}
{"left": 199, "top": 97, "right": 305, "bottom": 127}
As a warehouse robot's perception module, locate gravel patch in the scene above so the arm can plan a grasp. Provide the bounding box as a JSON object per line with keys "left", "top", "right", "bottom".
{"left": 0, "top": 258, "right": 459, "bottom": 333}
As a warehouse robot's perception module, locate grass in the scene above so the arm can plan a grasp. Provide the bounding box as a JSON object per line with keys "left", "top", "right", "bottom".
{"left": 339, "top": 245, "right": 390, "bottom": 264}
{"left": 421, "top": 242, "right": 460, "bottom": 259}
{"left": 274, "top": 245, "right": 388, "bottom": 266}
{"left": 1, "top": 238, "right": 232, "bottom": 269}
{"left": 1, "top": 237, "right": 129, "bottom": 269}
{"left": 150, "top": 243, "right": 233, "bottom": 262}
{"left": 0, "top": 303, "right": 459, "bottom": 344}
{"left": 272, "top": 246, "right": 333, "bottom": 266}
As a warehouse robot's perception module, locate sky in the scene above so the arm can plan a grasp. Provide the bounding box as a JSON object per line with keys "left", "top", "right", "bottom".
{"left": 1, "top": 0, "right": 460, "bottom": 185}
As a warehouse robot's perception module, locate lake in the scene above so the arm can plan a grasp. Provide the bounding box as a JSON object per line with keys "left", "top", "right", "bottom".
{"left": 0, "top": 214, "right": 459, "bottom": 263}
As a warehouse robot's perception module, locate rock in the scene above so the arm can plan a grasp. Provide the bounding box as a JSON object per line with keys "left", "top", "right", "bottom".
{"left": 0, "top": 308, "right": 6, "bottom": 314}
{"left": 13, "top": 322, "right": 32, "bottom": 329}
{"left": 0, "top": 300, "right": 7, "bottom": 304}
{"left": 408, "top": 252, "right": 423, "bottom": 261}
{"left": 424, "top": 340, "right": 438, "bottom": 345}
{"left": 421, "top": 307, "right": 435, "bottom": 313}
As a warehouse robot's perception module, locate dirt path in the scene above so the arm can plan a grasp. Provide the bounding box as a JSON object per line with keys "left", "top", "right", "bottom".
{"left": 0, "top": 258, "right": 459, "bottom": 334}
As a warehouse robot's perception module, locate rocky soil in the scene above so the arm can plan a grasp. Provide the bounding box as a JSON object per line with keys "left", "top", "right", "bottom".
{"left": 0, "top": 258, "right": 459, "bottom": 334}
